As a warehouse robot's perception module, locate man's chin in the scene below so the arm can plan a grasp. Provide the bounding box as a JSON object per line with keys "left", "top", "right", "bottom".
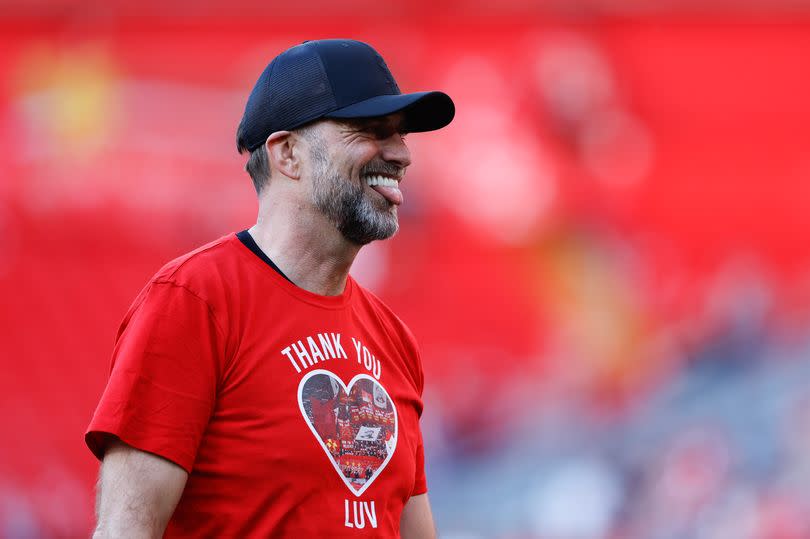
{"left": 340, "top": 218, "right": 399, "bottom": 246}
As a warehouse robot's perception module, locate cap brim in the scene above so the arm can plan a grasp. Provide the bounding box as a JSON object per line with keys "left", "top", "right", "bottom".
{"left": 324, "top": 91, "right": 455, "bottom": 132}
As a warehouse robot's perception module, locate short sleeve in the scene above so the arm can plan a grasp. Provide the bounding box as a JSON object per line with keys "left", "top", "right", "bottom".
{"left": 406, "top": 325, "right": 427, "bottom": 494}
{"left": 412, "top": 425, "right": 427, "bottom": 495}
{"left": 85, "top": 280, "right": 223, "bottom": 473}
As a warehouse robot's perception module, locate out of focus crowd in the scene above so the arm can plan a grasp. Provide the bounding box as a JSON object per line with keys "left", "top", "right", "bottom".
{"left": 427, "top": 307, "right": 810, "bottom": 538}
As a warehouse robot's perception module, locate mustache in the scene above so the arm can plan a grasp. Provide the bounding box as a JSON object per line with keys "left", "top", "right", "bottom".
{"left": 360, "top": 161, "right": 405, "bottom": 179}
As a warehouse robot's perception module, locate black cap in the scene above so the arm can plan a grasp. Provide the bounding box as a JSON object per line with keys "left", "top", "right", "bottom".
{"left": 237, "top": 39, "right": 455, "bottom": 153}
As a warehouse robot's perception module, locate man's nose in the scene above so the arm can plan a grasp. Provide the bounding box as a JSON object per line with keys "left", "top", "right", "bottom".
{"left": 380, "top": 133, "right": 411, "bottom": 168}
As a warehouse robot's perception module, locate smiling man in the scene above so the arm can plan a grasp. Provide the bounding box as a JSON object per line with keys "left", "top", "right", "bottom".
{"left": 85, "top": 39, "right": 454, "bottom": 538}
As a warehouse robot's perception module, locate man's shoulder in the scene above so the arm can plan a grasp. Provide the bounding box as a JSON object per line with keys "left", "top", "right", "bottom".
{"left": 150, "top": 233, "right": 243, "bottom": 293}
{"left": 352, "top": 280, "right": 425, "bottom": 391}
{"left": 351, "top": 280, "right": 418, "bottom": 345}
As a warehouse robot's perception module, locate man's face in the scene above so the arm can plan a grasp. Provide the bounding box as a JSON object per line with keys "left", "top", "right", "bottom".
{"left": 305, "top": 113, "right": 411, "bottom": 246}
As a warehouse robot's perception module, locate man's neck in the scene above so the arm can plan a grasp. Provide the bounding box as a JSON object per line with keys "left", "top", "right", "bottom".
{"left": 248, "top": 210, "right": 361, "bottom": 297}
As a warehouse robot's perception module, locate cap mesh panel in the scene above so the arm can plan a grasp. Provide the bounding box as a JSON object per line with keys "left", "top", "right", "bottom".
{"left": 269, "top": 52, "right": 336, "bottom": 134}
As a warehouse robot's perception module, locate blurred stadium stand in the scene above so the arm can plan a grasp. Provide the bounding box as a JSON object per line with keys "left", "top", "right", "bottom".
{"left": 1, "top": 2, "right": 810, "bottom": 537}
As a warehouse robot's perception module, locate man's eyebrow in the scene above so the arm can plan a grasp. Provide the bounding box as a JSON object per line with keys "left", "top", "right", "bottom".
{"left": 340, "top": 117, "right": 409, "bottom": 136}
{"left": 348, "top": 118, "right": 385, "bottom": 128}
{"left": 353, "top": 116, "right": 405, "bottom": 128}
{"left": 337, "top": 119, "right": 369, "bottom": 131}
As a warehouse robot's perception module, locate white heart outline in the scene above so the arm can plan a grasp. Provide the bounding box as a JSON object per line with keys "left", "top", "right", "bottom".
{"left": 297, "top": 368, "right": 398, "bottom": 497}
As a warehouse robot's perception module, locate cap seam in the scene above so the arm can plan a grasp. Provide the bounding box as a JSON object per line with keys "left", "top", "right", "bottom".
{"left": 364, "top": 42, "right": 399, "bottom": 95}
{"left": 310, "top": 42, "right": 339, "bottom": 116}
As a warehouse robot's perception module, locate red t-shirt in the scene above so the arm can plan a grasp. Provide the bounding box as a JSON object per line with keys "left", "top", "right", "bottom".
{"left": 86, "top": 233, "right": 427, "bottom": 537}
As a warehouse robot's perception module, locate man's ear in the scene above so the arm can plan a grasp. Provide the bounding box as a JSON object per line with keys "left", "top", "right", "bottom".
{"left": 266, "top": 131, "right": 299, "bottom": 180}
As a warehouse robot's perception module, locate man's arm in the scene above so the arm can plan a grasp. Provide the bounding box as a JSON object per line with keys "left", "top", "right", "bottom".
{"left": 93, "top": 439, "right": 188, "bottom": 539}
{"left": 400, "top": 493, "right": 437, "bottom": 539}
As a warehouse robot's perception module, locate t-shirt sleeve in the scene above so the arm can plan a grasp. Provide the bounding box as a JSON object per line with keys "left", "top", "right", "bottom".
{"left": 411, "top": 425, "right": 428, "bottom": 496}
{"left": 85, "top": 280, "right": 224, "bottom": 473}
{"left": 411, "top": 339, "right": 428, "bottom": 496}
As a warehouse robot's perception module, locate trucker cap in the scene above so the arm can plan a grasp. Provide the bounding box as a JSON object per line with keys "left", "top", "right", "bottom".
{"left": 237, "top": 39, "right": 455, "bottom": 153}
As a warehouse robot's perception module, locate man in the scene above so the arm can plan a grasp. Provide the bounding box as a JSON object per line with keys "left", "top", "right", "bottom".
{"left": 85, "top": 39, "right": 454, "bottom": 537}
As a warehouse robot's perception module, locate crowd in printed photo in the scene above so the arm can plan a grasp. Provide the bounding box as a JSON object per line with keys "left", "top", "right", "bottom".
{"left": 301, "top": 375, "right": 396, "bottom": 490}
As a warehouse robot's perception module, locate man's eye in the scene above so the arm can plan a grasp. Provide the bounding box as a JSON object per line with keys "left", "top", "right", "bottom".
{"left": 354, "top": 123, "right": 406, "bottom": 140}
{"left": 371, "top": 127, "right": 407, "bottom": 140}
{"left": 370, "top": 127, "right": 391, "bottom": 139}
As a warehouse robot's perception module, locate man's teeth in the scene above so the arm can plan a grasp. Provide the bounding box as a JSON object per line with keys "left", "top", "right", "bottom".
{"left": 364, "top": 175, "right": 399, "bottom": 188}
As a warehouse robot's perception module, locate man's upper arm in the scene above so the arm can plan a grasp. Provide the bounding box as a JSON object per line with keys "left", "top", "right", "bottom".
{"left": 86, "top": 280, "right": 222, "bottom": 472}
{"left": 93, "top": 439, "right": 188, "bottom": 539}
{"left": 400, "top": 493, "right": 437, "bottom": 539}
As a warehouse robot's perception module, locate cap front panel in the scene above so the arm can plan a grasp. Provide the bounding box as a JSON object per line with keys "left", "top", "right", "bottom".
{"left": 316, "top": 40, "right": 400, "bottom": 108}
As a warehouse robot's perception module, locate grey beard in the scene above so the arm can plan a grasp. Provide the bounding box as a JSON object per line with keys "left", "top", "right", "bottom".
{"left": 312, "top": 169, "right": 399, "bottom": 246}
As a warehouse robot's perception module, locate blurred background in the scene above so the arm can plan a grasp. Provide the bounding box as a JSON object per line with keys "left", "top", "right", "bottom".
{"left": 2, "top": 1, "right": 810, "bottom": 537}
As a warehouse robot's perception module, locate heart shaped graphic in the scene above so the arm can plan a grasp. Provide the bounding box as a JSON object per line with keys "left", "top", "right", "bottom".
{"left": 298, "top": 369, "right": 398, "bottom": 497}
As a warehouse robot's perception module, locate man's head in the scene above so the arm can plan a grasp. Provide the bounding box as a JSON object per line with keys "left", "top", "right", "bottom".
{"left": 236, "top": 39, "right": 454, "bottom": 243}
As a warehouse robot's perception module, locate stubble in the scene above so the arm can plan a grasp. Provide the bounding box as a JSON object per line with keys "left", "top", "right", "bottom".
{"left": 308, "top": 137, "right": 399, "bottom": 246}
